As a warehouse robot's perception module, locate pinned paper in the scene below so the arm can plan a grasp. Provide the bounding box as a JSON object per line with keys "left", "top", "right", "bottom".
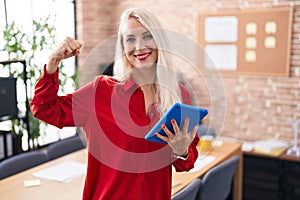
{"left": 265, "top": 36, "right": 276, "bottom": 48}
{"left": 245, "top": 50, "right": 256, "bottom": 62}
{"left": 246, "top": 37, "right": 257, "bottom": 49}
{"left": 265, "top": 21, "right": 277, "bottom": 34}
{"left": 205, "top": 16, "right": 238, "bottom": 42}
{"left": 205, "top": 44, "right": 237, "bottom": 70}
{"left": 246, "top": 23, "right": 257, "bottom": 35}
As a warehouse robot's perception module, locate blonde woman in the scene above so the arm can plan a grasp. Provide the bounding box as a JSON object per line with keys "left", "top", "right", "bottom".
{"left": 31, "top": 8, "right": 199, "bottom": 200}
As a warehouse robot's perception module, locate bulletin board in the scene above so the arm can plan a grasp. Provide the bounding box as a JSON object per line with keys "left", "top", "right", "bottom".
{"left": 198, "top": 6, "right": 293, "bottom": 76}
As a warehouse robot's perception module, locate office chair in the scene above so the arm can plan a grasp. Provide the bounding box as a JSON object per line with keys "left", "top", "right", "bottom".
{"left": 196, "top": 156, "right": 239, "bottom": 200}
{"left": 102, "top": 62, "right": 114, "bottom": 76}
{"left": 47, "top": 136, "right": 85, "bottom": 160}
{"left": 171, "top": 179, "right": 201, "bottom": 200}
{"left": 0, "top": 151, "right": 48, "bottom": 179}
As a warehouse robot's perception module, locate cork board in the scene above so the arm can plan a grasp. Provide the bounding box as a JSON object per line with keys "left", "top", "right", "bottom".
{"left": 198, "top": 6, "right": 293, "bottom": 76}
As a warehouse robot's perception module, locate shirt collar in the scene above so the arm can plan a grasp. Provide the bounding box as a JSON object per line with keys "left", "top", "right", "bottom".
{"left": 122, "top": 78, "right": 140, "bottom": 92}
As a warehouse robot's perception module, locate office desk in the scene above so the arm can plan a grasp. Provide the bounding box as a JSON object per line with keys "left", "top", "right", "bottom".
{"left": 0, "top": 141, "right": 242, "bottom": 200}
{"left": 0, "top": 150, "right": 87, "bottom": 200}
{"left": 243, "top": 150, "right": 300, "bottom": 199}
{"left": 172, "top": 141, "right": 243, "bottom": 200}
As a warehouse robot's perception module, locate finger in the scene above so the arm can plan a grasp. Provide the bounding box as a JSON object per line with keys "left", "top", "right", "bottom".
{"left": 65, "top": 41, "right": 78, "bottom": 54}
{"left": 171, "top": 119, "right": 179, "bottom": 135}
{"left": 66, "top": 37, "right": 83, "bottom": 49}
{"left": 64, "top": 37, "right": 81, "bottom": 55}
{"left": 67, "top": 43, "right": 77, "bottom": 53}
{"left": 61, "top": 40, "right": 73, "bottom": 54}
{"left": 155, "top": 133, "right": 169, "bottom": 143}
{"left": 181, "top": 117, "right": 189, "bottom": 134}
{"left": 189, "top": 124, "right": 199, "bottom": 140}
{"left": 161, "top": 124, "right": 174, "bottom": 139}
{"left": 75, "top": 49, "right": 81, "bottom": 56}
{"left": 70, "top": 41, "right": 83, "bottom": 56}
{"left": 68, "top": 39, "right": 82, "bottom": 53}
{"left": 75, "top": 40, "right": 83, "bottom": 49}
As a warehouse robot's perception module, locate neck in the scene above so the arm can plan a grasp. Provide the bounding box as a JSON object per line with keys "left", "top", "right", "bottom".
{"left": 131, "top": 65, "right": 156, "bottom": 86}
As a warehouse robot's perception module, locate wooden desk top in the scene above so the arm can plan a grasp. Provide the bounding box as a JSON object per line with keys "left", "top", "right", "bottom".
{"left": 0, "top": 141, "right": 242, "bottom": 200}
{"left": 0, "top": 150, "right": 87, "bottom": 200}
{"left": 244, "top": 149, "right": 300, "bottom": 163}
{"left": 172, "top": 141, "right": 242, "bottom": 196}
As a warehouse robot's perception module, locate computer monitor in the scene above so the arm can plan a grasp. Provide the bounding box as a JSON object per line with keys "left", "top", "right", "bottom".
{"left": 0, "top": 77, "right": 18, "bottom": 120}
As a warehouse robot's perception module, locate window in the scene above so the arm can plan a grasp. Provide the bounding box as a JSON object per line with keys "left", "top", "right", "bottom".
{"left": 0, "top": 0, "right": 77, "bottom": 151}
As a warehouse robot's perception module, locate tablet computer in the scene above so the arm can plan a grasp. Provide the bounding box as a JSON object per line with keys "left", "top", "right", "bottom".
{"left": 144, "top": 103, "right": 208, "bottom": 144}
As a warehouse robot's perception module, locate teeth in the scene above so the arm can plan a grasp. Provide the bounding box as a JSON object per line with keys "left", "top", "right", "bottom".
{"left": 136, "top": 53, "right": 149, "bottom": 59}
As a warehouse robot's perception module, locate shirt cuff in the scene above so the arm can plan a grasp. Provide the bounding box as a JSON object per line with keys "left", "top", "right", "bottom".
{"left": 174, "top": 152, "right": 189, "bottom": 160}
{"left": 42, "top": 64, "right": 59, "bottom": 82}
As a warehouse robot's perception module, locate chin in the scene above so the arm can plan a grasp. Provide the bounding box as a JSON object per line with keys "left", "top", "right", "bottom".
{"left": 133, "top": 62, "right": 156, "bottom": 69}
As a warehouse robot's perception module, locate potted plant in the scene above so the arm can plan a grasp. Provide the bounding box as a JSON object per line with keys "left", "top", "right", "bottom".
{"left": 1, "top": 17, "right": 76, "bottom": 150}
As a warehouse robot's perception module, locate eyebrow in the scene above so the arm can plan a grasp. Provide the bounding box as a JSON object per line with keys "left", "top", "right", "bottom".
{"left": 142, "top": 31, "right": 151, "bottom": 35}
{"left": 124, "top": 30, "right": 151, "bottom": 37}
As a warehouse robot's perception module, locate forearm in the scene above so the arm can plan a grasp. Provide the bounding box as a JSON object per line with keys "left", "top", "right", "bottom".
{"left": 172, "top": 135, "right": 199, "bottom": 172}
{"left": 30, "top": 65, "right": 74, "bottom": 128}
{"left": 46, "top": 55, "right": 61, "bottom": 74}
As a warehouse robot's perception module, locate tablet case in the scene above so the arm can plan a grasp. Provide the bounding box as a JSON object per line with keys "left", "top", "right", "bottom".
{"left": 145, "top": 103, "right": 208, "bottom": 144}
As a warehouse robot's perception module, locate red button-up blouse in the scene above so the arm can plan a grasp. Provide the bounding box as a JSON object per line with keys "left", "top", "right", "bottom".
{"left": 30, "top": 66, "right": 199, "bottom": 200}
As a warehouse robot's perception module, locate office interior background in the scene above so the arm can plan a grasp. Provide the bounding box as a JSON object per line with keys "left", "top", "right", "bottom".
{"left": 76, "top": 0, "right": 300, "bottom": 144}
{"left": 0, "top": 0, "right": 299, "bottom": 156}
{"left": 1, "top": 0, "right": 300, "bottom": 199}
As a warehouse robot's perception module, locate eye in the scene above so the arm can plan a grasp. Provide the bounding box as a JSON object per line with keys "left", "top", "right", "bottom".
{"left": 126, "top": 37, "right": 135, "bottom": 43}
{"left": 143, "top": 34, "right": 153, "bottom": 40}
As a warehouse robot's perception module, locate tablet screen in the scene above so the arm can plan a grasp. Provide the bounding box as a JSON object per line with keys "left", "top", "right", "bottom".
{"left": 144, "top": 103, "right": 208, "bottom": 144}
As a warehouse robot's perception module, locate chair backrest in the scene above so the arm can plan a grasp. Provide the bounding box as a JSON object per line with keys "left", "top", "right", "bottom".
{"left": 196, "top": 156, "right": 239, "bottom": 200}
{"left": 172, "top": 179, "right": 201, "bottom": 200}
{"left": 0, "top": 151, "right": 48, "bottom": 179}
{"left": 47, "top": 136, "right": 85, "bottom": 160}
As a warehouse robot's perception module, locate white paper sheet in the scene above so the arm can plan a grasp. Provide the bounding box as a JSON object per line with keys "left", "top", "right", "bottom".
{"left": 204, "top": 44, "right": 237, "bottom": 70}
{"left": 33, "top": 160, "right": 86, "bottom": 183}
{"left": 205, "top": 16, "right": 238, "bottom": 42}
{"left": 254, "top": 139, "right": 289, "bottom": 153}
{"left": 188, "top": 155, "right": 216, "bottom": 173}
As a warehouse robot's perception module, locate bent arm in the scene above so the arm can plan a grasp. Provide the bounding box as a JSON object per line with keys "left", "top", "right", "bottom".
{"left": 30, "top": 37, "right": 88, "bottom": 128}
{"left": 30, "top": 65, "right": 93, "bottom": 129}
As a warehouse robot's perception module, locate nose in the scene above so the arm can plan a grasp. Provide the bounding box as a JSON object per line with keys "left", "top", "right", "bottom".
{"left": 135, "top": 38, "right": 146, "bottom": 50}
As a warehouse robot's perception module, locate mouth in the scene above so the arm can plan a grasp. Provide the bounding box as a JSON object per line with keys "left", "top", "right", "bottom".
{"left": 134, "top": 52, "right": 152, "bottom": 61}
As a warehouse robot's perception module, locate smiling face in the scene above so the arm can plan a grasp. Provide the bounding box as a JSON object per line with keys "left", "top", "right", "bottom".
{"left": 122, "top": 17, "right": 158, "bottom": 70}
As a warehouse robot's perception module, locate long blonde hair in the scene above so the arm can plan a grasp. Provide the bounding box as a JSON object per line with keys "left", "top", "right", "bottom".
{"left": 113, "top": 8, "right": 182, "bottom": 115}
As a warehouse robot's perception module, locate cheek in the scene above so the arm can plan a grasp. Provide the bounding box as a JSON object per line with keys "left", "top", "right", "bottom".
{"left": 148, "top": 39, "right": 157, "bottom": 49}
{"left": 125, "top": 51, "right": 135, "bottom": 66}
{"left": 124, "top": 44, "right": 133, "bottom": 54}
{"left": 152, "top": 50, "right": 158, "bottom": 62}
{"left": 123, "top": 40, "right": 135, "bottom": 54}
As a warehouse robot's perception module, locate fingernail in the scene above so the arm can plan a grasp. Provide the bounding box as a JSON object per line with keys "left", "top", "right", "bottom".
{"left": 161, "top": 124, "right": 166, "bottom": 129}
{"left": 171, "top": 119, "right": 176, "bottom": 124}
